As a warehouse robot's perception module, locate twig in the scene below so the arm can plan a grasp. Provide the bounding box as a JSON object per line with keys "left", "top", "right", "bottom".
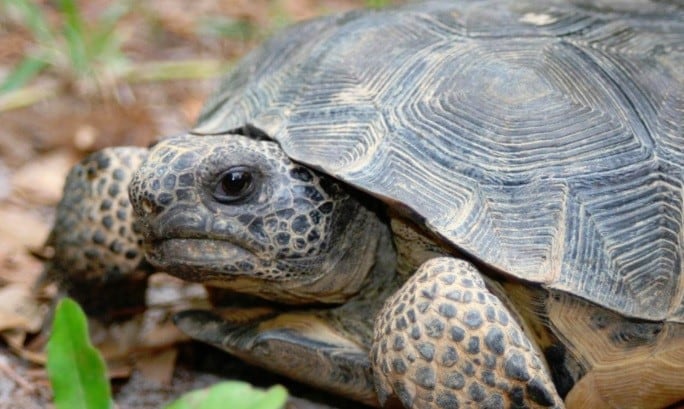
{"left": 0, "top": 356, "right": 36, "bottom": 393}
{"left": 0, "top": 81, "right": 61, "bottom": 112}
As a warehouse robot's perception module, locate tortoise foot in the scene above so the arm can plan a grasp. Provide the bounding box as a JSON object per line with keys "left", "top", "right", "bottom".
{"left": 175, "top": 308, "right": 378, "bottom": 406}
{"left": 372, "top": 257, "right": 563, "bottom": 409}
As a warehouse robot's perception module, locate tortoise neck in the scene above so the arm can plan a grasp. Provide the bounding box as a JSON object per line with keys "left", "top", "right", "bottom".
{"left": 389, "top": 214, "right": 451, "bottom": 280}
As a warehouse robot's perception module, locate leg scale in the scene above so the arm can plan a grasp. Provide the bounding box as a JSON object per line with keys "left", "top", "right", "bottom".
{"left": 372, "top": 257, "right": 563, "bottom": 409}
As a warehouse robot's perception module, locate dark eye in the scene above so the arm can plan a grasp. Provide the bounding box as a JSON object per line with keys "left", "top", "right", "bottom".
{"left": 214, "top": 167, "right": 255, "bottom": 203}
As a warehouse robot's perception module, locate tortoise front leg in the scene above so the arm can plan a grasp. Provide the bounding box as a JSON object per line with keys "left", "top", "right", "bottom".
{"left": 371, "top": 258, "right": 563, "bottom": 409}
{"left": 174, "top": 307, "right": 379, "bottom": 407}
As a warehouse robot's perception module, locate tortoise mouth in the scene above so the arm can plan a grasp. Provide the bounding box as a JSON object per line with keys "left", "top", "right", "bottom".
{"left": 146, "top": 238, "right": 257, "bottom": 277}
{"left": 147, "top": 238, "right": 332, "bottom": 305}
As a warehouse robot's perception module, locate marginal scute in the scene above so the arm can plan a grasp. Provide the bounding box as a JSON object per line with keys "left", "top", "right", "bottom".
{"left": 550, "top": 291, "right": 684, "bottom": 409}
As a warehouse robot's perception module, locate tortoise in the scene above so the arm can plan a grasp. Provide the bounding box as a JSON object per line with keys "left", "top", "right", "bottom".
{"left": 45, "top": 0, "right": 684, "bottom": 408}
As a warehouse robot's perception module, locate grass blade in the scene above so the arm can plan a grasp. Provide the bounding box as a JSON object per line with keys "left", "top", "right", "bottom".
{"left": 0, "top": 56, "right": 48, "bottom": 93}
{"left": 88, "top": 0, "right": 131, "bottom": 60}
{"left": 123, "top": 59, "right": 230, "bottom": 82}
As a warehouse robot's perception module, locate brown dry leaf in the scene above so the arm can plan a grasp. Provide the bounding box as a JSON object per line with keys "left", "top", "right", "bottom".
{"left": 11, "top": 149, "right": 78, "bottom": 206}
{"left": 266, "top": 0, "right": 363, "bottom": 23}
{"left": 95, "top": 318, "right": 145, "bottom": 361}
{"left": 136, "top": 348, "right": 178, "bottom": 386}
{"left": 147, "top": 272, "right": 209, "bottom": 310}
{"left": 107, "top": 359, "right": 134, "bottom": 380}
{"left": 0, "top": 242, "right": 44, "bottom": 287}
{"left": 0, "top": 206, "right": 51, "bottom": 251}
{"left": 180, "top": 97, "right": 204, "bottom": 124}
{"left": 0, "top": 284, "right": 46, "bottom": 333}
{"left": 138, "top": 320, "right": 188, "bottom": 350}
{"left": 3, "top": 330, "right": 26, "bottom": 350}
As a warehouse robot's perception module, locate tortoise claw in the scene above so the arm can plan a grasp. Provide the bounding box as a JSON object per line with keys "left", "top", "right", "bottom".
{"left": 174, "top": 308, "right": 379, "bottom": 407}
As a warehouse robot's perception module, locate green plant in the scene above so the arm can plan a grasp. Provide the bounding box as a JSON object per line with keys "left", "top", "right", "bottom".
{"left": 46, "top": 298, "right": 112, "bottom": 409}
{"left": 0, "top": 0, "right": 131, "bottom": 94}
{"left": 46, "top": 297, "right": 288, "bottom": 409}
{"left": 165, "top": 382, "right": 288, "bottom": 409}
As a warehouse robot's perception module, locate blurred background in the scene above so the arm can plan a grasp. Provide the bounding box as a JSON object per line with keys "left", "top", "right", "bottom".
{"left": 0, "top": 1, "right": 398, "bottom": 407}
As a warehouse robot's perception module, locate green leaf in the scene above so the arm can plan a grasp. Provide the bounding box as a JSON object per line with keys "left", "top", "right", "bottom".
{"left": 0, "top": 56, "right": 48, "bottom": 93}
{"left": 165, "top": 382, "right": 288, "bottom": 409}
{"left": 46, "top": 298, "right": 112, "bottom": 409}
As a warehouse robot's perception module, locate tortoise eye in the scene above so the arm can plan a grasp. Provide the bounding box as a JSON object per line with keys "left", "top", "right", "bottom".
{"left": 214, "top": 167, "right": 255, "bottom": 203}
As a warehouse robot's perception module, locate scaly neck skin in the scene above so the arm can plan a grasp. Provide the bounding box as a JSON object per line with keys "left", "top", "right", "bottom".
{"left": 323, "top": 216, "right": 400, "bottom": 347}
{"left": 285, "top": 200, "right": 392, "bottom": 303}
{"left": 390, "top": 214, "right": 451, "bottom": 279}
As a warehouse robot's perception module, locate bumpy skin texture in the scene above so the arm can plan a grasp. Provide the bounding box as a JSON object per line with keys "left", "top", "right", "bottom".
{"left": 45, "top": 147, "right": 150, "bottom": 319}
{"left": 372, "top": 258, "right": 562, "bottom": 409}
{"left": 129, "top": 134, "right": 386, "bottom": 305}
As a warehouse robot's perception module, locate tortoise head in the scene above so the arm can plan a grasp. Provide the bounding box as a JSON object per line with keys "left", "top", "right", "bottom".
{"left": 129, "top": 134, "right": 386, "bottom": 304}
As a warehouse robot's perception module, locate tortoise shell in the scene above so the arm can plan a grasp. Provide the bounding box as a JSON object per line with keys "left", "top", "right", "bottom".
{"left": 193, "top": 0, "right": 684, "bottom": 322}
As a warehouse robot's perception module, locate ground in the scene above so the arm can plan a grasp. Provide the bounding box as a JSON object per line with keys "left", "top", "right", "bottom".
{"left": 0, "top": 1, "right": 390, "bottom": 407}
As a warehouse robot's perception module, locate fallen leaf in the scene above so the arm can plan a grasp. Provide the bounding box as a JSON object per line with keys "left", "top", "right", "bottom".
{"left": 0, "top": 284, "right": 46, "bottom": 332}
{"left": 139, "top": 320, "right": 188, "bottom": 349}
{"left": 1, "top": 329, "right": 46, "bottom": 365}
{"left": 11, "top": 149, "right": 78, "bottom": 206}
{"left": 96, "top": 318, "right": 145, "bottom": 361}
{"left": 107, "top": 359, "right": 134, "bottom": 380}
{"left": 136, "top": 348, "right": 178, "bottom": 386}
{"left": 0, "top": 205, "right": 51, "bottom": 250}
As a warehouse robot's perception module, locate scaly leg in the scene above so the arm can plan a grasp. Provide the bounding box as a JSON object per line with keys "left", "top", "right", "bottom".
{"left": 43, "top": 147, "right": 151, "bottom": 320}
{"left": 372, "top": 257, "right": 563, "bottom": 409}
